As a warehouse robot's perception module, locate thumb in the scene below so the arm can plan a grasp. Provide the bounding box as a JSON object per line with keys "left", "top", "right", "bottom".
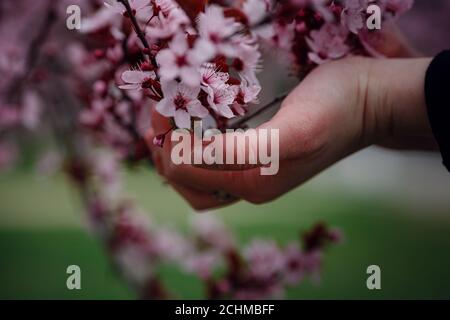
{"left": 190, "top": 102, "right": 300, "bottom": 171}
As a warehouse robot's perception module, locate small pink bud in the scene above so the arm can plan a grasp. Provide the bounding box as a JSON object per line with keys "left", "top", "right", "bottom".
{"left": 153, "top": 134, "right": 165, "bottom": 148}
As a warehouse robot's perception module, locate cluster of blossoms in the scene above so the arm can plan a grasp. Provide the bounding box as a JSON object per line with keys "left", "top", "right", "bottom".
{"left": 78, "top": 149, "right": 341, "bottom": 298}
{"left": 0, "top": 0, "right": 414, "bottom": 299}
{"left": 82, "top": 0, "right": 413, "bottom": 146}
{"left": 71, "top": 0, "right": 415, "bottom": 155}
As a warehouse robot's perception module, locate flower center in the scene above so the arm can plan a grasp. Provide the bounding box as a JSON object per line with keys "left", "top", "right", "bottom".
{"left": 232, "top": 58, "right": 244, "bottom": 71}
{"left": 173, "top": 94, "right": 188, "bottom": 110}
{"left": 209, "top": 33, "right": 220, "bottom": 44}
{"left": 141, "top": 78, "right": 152, "bottom": 89}
{"left": 176, "top": 55, "right": 188, "bottom": 67}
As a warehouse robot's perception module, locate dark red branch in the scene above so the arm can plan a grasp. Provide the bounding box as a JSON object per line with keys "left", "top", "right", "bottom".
{"left": 117, "top": 0, "right": 158, "bottom": 69}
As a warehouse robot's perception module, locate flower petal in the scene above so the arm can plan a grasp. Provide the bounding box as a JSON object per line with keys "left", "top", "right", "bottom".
{"left": 217, "top": 104, "right": 235, "bottom": 119}
{"left": 156, "top": 98, "right": 175, "bottom": 117}
{"left": 161, "top": 80, "right": 179, "bottom": 99}
{"left": 121, "top": 70, "right": 153, "bottom": 84}
{"left": 180, "top": 67, "right": 201, "bottom": 88}
{"left": 174, "top": 109, "right": 191, "bottom": 129}
{"left": 119, "top": 84, "right": 140, "bottom": 90}
{"left": 187, "top": 101, "right": 209, "bottom": 118}
{"left": 170, "top": 32, "right": 189, "bottom": 55}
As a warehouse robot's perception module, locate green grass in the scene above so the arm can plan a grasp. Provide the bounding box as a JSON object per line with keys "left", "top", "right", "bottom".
{"left": 1, "top": 169, "right": 450, "bottom": 299}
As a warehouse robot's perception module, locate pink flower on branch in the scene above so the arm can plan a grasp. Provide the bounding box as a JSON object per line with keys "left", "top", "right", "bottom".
{"left": 105, "top": 0, "right": 153, "bottom": 21}
{"left": 341, "top": 0, "right": 370, "bottom": 34}
{"left": 156, "top": 32, "right": 212, "bottom": 87}
{"left": 156, "top": 80, "right": 208, "bottom": 129}
{"left": 306, "top": 23, "right": 350, "bottom": 64}
{"left": 197, "top": 5, "right": 240, "bottom": 57}
{"left": 119, "top": 70, "right": 156, "bottom": 90}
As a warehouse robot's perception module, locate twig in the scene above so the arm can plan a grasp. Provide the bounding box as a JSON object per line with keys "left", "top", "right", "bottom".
{"left": 117, "top": 0, "right": 158, "bottom": 69}
{"left": 230, "top": 92, "right": 288, "bottom": 129}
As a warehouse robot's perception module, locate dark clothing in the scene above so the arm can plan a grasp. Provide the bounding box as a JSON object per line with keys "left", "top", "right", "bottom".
{"left": 425, "top": 50, "right": 450, "bottom": 171}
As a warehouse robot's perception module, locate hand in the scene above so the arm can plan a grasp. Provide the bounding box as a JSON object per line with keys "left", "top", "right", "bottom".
{"left": 147, "top": 54, "right": 434, "bottom": 210}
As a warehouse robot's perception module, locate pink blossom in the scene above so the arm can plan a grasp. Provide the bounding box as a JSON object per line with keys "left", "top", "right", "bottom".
{"left": 197, "top": 5, "right": 240, "bottom": 57}
{"left": 0, "top": 105, "right": 21, "bottom": 128}
{"left": 301, "top": 250, "right": 323, "bottom": 283}
{"left": 341, "top": 0, "right": 370, "bottom": 34}
{"left": 79, "top": 99, "right": 109, "bottom": 127}
{"left": 256, "top": 22, "right": 295, "bottom": 52}
{"left": 81, "top": 6, "right": 118, "bottom": 33}
{"left": 206, "top": 85, "right": 237, "bottom": 119}
{"left": 183, "top": 252, "right": 221, "bottom": 279}
{"left": 191, "top": 215, "right": 234, "bottom": 251}
{"left": 292, "top": 0, "right": 334, "bottom": 22}
{"left": 145, "top": 7, "right": 190, "bottom": 39}
{"left": 242, "top": 0, "right": 273, "bottom": 25}
{"left": 114, "top": 245, "right": 155, "bottom": 285}
{"left": 244, "top": 240, "right": 285, "bottom": 280}
{"left": 231, "top": 80, "right": 261, "bottom": 115}
{"left": 156, "top": 32, "right": 212, "bottom": 87}
{"left": 105, "top": 0, "right": 153, "bottom": 22}
{"left": 235, "top": 79, "right": 261, "bottom": 105}
{"left": 156, "top": 80, "right": 208, "bottom": 129}
{"left": 119, "top": 70, "right": 156, "bottom": 90}
{"left": 283, "top": 244, "right": 304, "bottom": 285}
{"left": 152, "top": 0, "right": 177, "bottom": 15}
{"left": 232, "top": 37, "right": 261, "bottom": 85}
{"left": 306, "top": 23, "right": 350, "bottom": 64}
{"left": 154, "top": 228, "right": 191, "bottom": 262}
{"left": 200, "top": 63, "right": 229, "bottom": 89}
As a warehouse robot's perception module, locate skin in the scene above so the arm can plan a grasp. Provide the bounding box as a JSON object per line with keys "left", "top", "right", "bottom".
{"left": 146, "top": 30, "right": 437, "bottom": 210}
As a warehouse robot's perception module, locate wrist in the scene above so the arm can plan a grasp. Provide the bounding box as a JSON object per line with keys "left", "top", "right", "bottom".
{"left": 364, "top": 58, "right": 433, "bottom": 144}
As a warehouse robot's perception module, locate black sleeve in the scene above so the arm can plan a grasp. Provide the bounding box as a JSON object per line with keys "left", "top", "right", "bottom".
{"left": 425, "top": 50, "right": 450, "bottom": 172}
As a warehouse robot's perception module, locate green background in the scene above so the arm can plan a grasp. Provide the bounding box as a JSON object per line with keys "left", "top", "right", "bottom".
{"left": 1, "top": 168, "right": 450, "bottom": 299}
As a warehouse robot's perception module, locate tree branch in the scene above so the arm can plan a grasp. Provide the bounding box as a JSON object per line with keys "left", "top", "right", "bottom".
{"left": 230, "top": 92, "right": 288, "bottom": 129}
{"left": 117, "top": 0, "right": 158, "bottom": 69}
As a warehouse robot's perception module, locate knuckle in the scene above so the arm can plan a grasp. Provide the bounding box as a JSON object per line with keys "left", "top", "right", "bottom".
{"left": 289, "top": 112, "right": 327, "bottom": 158}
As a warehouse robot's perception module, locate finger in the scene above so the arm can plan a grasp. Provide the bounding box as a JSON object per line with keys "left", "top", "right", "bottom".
{"left": 146, "top": 128, "right": 239, "bottom": 209}
{"left": 170, "top": 181, "right": 239, "bottom": 211}
{"left": 191, "top": 127, "right": 276, "bottom": 171}
{"left": 190, "top": 94, "right": 322, "bottom": 172}
{"left": 165, "top": 157, "right": 325, "bottom": 204}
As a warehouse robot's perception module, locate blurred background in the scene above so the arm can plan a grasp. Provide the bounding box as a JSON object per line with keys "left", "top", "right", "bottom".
{"left": 1, "top": 0, "right": 450, "bottom": 299}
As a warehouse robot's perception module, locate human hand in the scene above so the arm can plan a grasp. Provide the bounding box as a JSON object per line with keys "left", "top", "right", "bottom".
{"left": 147, "top": 54, "right": 433, "bottom": 210}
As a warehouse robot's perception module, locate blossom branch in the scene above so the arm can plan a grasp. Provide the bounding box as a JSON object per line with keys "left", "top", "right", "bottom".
{"left": 117, "top": 0, "right": 158, "bottom": 69}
